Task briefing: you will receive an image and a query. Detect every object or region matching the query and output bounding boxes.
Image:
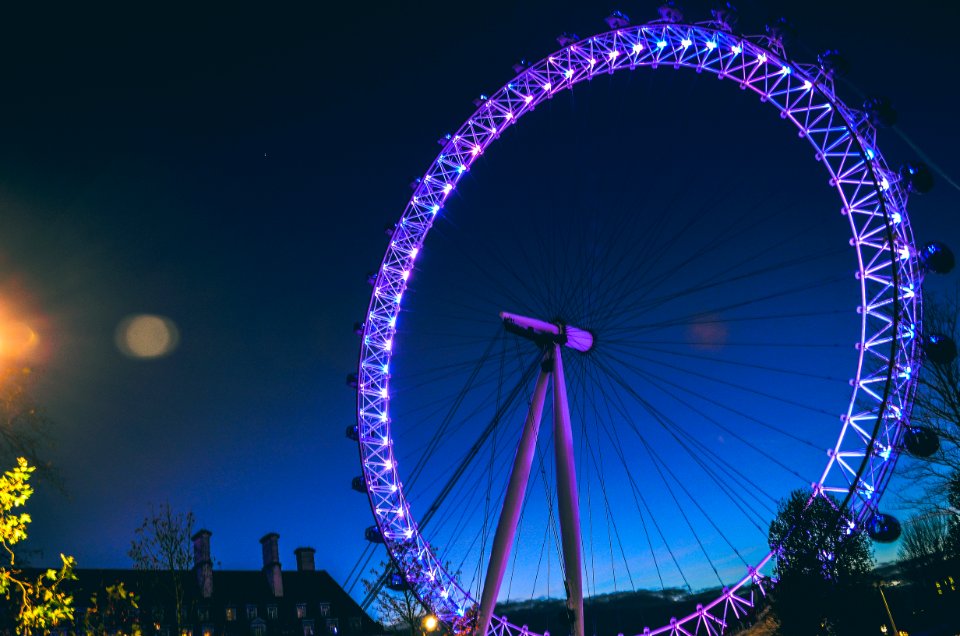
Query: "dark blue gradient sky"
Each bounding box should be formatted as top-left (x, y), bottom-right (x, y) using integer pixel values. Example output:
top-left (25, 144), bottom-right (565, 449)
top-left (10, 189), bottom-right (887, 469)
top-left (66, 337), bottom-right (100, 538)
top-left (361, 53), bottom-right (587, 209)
top-left (0, 0), bottom-right (958, 602)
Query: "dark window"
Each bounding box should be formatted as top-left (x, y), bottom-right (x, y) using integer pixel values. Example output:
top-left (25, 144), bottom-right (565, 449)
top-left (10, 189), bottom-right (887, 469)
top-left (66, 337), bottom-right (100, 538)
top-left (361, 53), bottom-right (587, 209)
top-left (349, 617), bottom-right (362, 632)
top-left (319, 603), bottom-right (331, 617)
top-left (198, 605), bottom-right (210, 621)
top-left (247, 604), bottom-right (258, 620)
top-left (252, 624), bottom-right (266, 636)
top-left (304, 619), bottom-right (316, 636)
top-left (296, 603), bottom-right (307, 619)
top-left (267, 605), bottom-right (278, 620)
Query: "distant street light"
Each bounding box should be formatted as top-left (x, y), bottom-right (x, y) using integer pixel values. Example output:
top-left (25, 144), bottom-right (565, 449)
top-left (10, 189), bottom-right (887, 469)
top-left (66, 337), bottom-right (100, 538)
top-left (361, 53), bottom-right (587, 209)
top-left (422, 614), bottom-right (438, 635)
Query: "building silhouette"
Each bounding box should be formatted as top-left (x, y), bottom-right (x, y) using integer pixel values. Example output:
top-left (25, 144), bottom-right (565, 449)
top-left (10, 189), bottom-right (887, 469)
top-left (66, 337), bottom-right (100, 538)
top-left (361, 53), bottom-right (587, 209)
top-left (34, 531), bottom-right (381, 636)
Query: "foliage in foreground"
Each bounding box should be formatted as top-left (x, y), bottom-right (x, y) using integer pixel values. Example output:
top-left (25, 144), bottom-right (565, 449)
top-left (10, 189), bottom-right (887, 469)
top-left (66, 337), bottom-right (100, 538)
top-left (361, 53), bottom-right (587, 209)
top-left (0, 458), bottom-right (76, 634)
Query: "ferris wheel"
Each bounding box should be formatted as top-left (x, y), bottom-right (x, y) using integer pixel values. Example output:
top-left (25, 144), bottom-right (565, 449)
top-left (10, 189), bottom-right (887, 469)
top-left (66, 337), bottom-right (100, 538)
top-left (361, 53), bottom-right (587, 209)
top-left (349, 5), bottom-right (952, 636)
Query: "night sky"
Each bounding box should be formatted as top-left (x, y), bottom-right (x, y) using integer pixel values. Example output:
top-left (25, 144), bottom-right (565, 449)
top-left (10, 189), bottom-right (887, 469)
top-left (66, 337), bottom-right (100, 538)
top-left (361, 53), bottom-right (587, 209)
top-left (1, 0), bottom-right (959, 610)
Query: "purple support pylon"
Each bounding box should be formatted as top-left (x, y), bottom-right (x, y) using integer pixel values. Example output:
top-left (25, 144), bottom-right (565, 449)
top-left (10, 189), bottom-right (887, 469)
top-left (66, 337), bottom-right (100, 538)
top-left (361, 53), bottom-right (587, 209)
top-left (552, 344), bottom-right (584, 636)
top-left (476, 355), bottom-right (552, 636)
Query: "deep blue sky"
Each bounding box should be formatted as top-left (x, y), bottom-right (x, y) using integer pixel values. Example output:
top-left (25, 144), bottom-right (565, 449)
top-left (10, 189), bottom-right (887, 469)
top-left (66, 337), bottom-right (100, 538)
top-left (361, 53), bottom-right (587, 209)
top-left (0, 0), bottom-right (958, 607)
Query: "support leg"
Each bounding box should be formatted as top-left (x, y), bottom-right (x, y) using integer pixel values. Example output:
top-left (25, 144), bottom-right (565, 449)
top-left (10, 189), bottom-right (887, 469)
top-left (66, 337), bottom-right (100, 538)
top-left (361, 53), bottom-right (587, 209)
top-left (476, 355), bottom-right (552, 636)
top-left (552, 344), bottom-right (584, 636)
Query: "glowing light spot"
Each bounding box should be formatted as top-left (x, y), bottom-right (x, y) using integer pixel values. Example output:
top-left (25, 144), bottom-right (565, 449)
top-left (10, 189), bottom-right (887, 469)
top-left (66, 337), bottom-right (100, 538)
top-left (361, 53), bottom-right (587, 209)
top-left (388, 315), bottom-right (396, 327)
top-left (681, 38), bottom-right (692, 48)
top-left (411, 247), bottom-right (419, 259)
top-left (608, 50), bottom-right (619, 60)
top-left (781, 65), bottom-right (791, 74)
top-left (0, 320), bottom-right (38, 362)
top-left (802, 80), bottom-right (812, 90)
top-left (657, 40), bottom-right (667, 49)
top-left (589, 58), bottom-right (596, 66)
top-left (705, 40), bottom-right (717, 51)
top-left (384, 459), bottom-right (393, 469)
top-left (401, 270), bottom-right (410, 281)
top-left (505, 111), bottom-right (513, 120)
top-left (116, 314), bottom-right (179, 359)
top-left (443, 183), bottom-right (453, 194)
top-left (632, 42), bottom-right (643, 53)
top-left (565, 69), bottom-right (574, 78)
top-left (384, 338), bottom-right (393, 351)
top-left (523, 95), bottom-right (533, 104)
top-left (382, 364), bottom-right (390, 373)
top-left (380, 387), bottom-right (388, 398)
top-left (731, 44), bottom-right (742, 54)
top-left (390, 484), bottom-right (398, 492)
top-left (864, 148), bottom-right (875, 160)
top-left (470, 146), bottom-right (480, 156)
top-left (431, 205), bottom-right (440, 215)
top-left (757, 54), bottom-right (767, 63)
top-left (542, 82), bottom-right (552, 91)
top-left (457, 164), bottom-right (466, 173)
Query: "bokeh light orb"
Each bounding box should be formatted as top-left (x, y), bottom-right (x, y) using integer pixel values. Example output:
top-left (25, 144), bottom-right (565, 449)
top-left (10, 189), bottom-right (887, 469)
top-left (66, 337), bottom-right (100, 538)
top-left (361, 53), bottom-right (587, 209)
top-left (0, 321), bottom-right (38, 360)
top-left (116, 314), bottom-right (179, 359)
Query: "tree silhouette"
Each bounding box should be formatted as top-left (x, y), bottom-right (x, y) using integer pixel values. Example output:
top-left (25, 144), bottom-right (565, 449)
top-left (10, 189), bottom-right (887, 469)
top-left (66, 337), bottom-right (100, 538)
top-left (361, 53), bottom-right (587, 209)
top-left (128, 503), bottom-right (195, 634)
top-left (767, 490), bottom-right (873, 635)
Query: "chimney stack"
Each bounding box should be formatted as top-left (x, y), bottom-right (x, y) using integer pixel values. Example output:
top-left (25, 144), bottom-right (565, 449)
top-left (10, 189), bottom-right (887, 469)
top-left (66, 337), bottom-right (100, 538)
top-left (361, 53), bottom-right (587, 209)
top-left (191, 529), bottom-right (213, 599)
top-left (294, 547), bottom-right (316, 572)
top-left (260, 533), bottom-right (283, 597)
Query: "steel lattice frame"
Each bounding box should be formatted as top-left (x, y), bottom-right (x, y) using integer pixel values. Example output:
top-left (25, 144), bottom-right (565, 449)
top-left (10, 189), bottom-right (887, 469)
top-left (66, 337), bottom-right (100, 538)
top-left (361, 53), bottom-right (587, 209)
top-left (355, 18), bottom-right (923, 636)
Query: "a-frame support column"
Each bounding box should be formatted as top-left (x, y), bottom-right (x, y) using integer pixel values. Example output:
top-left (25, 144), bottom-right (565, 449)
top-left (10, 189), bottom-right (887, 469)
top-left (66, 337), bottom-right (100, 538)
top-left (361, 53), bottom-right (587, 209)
top-left (552, 344), bottom-right (584, 636)
top-left (475, 354), bottom-right (552, 636)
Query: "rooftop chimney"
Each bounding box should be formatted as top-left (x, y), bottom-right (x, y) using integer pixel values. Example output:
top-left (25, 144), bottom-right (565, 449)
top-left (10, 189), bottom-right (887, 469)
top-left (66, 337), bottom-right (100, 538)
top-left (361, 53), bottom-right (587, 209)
top-left (260, 532), bottom-right (283, 597)
top-left (191, 529), bottom-right (213, 599)
top-left (294, 547), bottom-right (316, 572)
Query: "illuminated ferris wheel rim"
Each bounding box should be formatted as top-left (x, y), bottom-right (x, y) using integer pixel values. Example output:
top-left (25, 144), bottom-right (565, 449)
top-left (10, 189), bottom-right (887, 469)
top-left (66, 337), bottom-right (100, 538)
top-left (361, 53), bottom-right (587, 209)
top-left (355, 18), bottom-right (922, 636)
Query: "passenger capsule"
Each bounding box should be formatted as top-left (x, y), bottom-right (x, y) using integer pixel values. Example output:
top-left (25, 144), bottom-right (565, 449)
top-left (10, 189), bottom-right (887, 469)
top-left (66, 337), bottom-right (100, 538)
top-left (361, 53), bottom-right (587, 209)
top-left (351, 476), bottom-right (367, 493)
top-left (346, 424), bottom-right (360, 441)
top-left (817, 49), bottom-right (849, 78)
top-left (347, 373), bottom-right (359, 389)
top-left (904, 426), bottom-right (939, 458)
top-left (899, 162), bottom-right (935, 194)
top-left (365, 526), bottom-right (386, 544)
top-left (605, 10), bottom-right (630, 29)
top-left (863, 97), bottom-right (898, 128)
top-left (658, 2), bottom-right (683, 23)
top-left (765, 17), bottom-right (795, 46)
top-left (924, 334), bottom-right (958, 366)
top-left (921, 241), bottom-right (955, 274)
top-left (710, 2), bottom-right (739, 30)
top-left (386, 572), bottom-right (409, 591)
top-left (866, 513), bottom-right (901, 543)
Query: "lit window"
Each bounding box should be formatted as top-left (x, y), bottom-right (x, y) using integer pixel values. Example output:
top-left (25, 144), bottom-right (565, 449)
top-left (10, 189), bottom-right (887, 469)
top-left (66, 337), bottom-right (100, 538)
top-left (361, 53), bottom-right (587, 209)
top-left (297, 603), bottom-right (307, 619)
top-left (202, 626), bottom-right (214, 636)
top-left (252, 623), bottom-right (266, 636)
top-left (304, 619), bottom-right (316, 636)
top-left (247, 605), bottom-right (258, 620)
top-left (226, 606), bottom-right (237, 621)
top-left (180, 629), bottom-right (193, 636)
top-left (327, 618), bottom-right (339, 635)
top-left (267, 605), bottom-right (278, 620)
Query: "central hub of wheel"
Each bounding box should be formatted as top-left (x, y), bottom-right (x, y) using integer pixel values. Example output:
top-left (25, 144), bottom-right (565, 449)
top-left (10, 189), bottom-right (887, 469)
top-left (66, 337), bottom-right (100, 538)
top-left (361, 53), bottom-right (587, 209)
top-left (500, 311), bottom-right (594, 353)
